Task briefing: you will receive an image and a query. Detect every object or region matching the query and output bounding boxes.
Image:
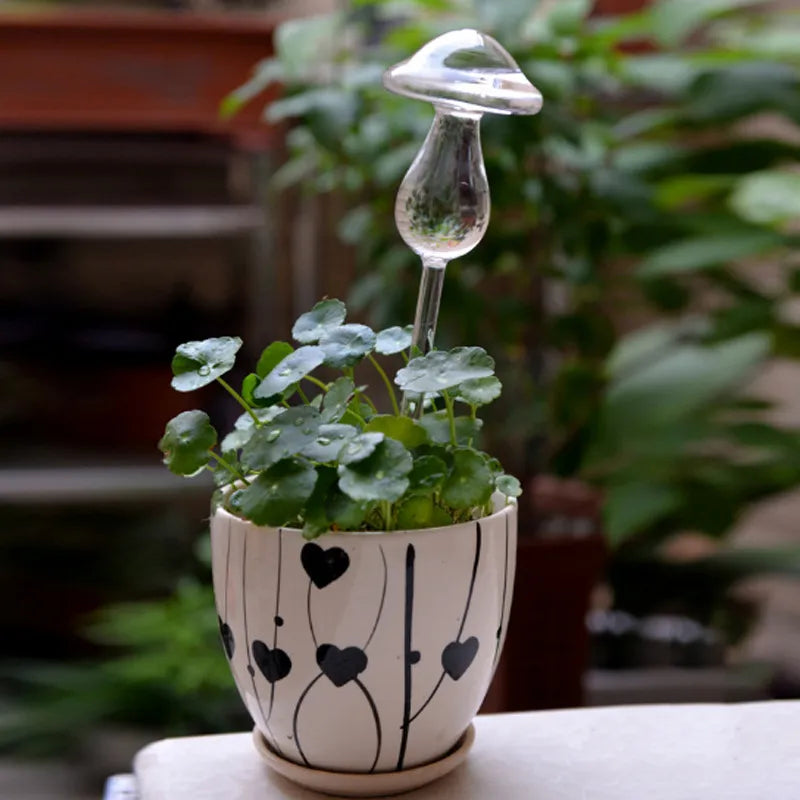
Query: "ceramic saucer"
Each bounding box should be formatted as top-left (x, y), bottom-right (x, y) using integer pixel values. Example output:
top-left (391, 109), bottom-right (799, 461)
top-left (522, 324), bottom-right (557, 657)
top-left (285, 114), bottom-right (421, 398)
top-left (251, 722), bottom-right (475, 797)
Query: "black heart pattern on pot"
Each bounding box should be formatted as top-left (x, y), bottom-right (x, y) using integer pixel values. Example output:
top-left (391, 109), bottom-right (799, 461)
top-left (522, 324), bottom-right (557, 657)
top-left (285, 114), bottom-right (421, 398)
top-left (252, 640), bottom-right (292, 683)
top-left (316, 644), bottom-right (368, 687)
top-left (301, 542), bottom-right (350, 589)
top-left (441, 636), bottom-right (479, 681)
top-left (218, 616), bottom-right (235, 660)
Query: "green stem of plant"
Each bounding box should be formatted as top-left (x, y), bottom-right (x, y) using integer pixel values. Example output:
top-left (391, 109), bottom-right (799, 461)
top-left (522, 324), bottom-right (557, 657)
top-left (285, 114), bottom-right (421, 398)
top-left (209, 450), bottom-right (249, 484)
top-left (216, 377), bottom-right (260, 426)
top-left (304, 375), bottom-right (329, 392)
top-left (381, 500), bottom-right (393, 531)
top-left (443, 391), bottom-right (457, 446)
top-left (362, 393), bottom-right (379, 415)
top-left (296, 383), bottom-right (311, 405)
top-left (368, 354), bottom-right (400, 416)
top-left (468, 403), bottom-right (477, 446)
top-left (346, 366), bottom-right (372, 414)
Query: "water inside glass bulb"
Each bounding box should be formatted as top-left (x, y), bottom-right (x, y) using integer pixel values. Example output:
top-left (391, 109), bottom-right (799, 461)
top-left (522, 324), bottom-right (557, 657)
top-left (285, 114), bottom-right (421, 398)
top-left (395, 109), bottom-right (489, 262)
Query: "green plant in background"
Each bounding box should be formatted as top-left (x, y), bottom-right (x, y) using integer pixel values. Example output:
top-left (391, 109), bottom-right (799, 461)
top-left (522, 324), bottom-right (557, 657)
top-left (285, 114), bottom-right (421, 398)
top-left (225, 0), bottom-right (800, 623)
top-left (159, 298), bottom-right (520, 535)
top-left (0, 564), bottom-right (245, 756)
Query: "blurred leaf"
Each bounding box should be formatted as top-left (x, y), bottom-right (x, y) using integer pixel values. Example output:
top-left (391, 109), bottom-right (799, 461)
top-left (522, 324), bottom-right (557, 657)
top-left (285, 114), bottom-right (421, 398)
top-left (221, 58), bottom-right (283, 119)
top-left (730, 170), bottom-right (800, 227)
top-left (655, 175), bottom-right (736, 210)
top-left (638, 231), bottom-right (783, 276)
top-left (605, 481), bottom-right (682, 547)
top-left (274, 13), bottom-right (344, 80)
top-left (649, 0), bottom-right (768, 46)
top-left (685, 62), bottom-right (800, 123)
top-left (601, 333), bottom-right (770, 436)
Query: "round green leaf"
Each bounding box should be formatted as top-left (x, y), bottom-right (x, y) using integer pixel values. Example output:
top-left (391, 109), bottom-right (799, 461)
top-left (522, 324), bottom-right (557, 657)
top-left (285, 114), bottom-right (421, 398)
top-left (321, 376), bottom-right (355, 423)
top-left (301, 423), bottom-right (358, 462)
top-left (338, 438), bottom-right (412, 503)
top-left (339, 432), bottom-right (384, 465)
top-left (221, 428), bottom-right (251, 452)
top-left (325, 488), bottom-right (370, 530)
top-left (254, 345), bottom-right (325, 399)
top-left (418, 411), bottom-right (483, 446)
top-left (375, 325), bottom-right (413, 355)
top-left (221, 407), bottom-right (281, 452)
top-left (292, 299), bottom-right (346, 343)
top-left (396, 495), bottom-right (453, 530)
top-left (495, 474), bottom-right (522, 498)
top-left (441, 448), bottom-right (493, 509)
top-left (257, 341), bottom-right (294, 378)
top-left (408, 454), bottom-right (448, 494)
top-left (365, 415), bottom-right (428, 448)
top-left (171, 337), bottom-right (242, 392)
top-left (320, 324), bottom-right (377, 368)
top-left (302, 466), bottom-right (338, 539)
top-left (159, 410), bottom-right (217, 476)
top-left (229, 458), bottom-right (317, 527)
top-left (454, 376), bottom-right (502, 407)
top-left (395, 347), bottom-right (494, 394)
top-left (241, 406), bottom-right (321, 469)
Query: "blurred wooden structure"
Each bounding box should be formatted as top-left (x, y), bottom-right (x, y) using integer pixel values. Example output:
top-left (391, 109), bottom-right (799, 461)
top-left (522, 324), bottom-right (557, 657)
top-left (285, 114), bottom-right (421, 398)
top-left (0, 10), bottom-right (281, 147)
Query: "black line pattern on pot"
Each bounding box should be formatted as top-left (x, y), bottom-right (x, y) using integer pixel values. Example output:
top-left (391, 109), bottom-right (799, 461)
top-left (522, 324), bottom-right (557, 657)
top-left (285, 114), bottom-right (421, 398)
top-left (242, 534), bottom-right (283, 756)
top-left (492, 513), bottom-right (510, 667)
top-left (407, 522), bottom-right (482, 725)
top-left (293, 543), bottom-right (384, 772)
top-left (250, 529), bottom-right (292, 725)
top-left (396, 543), bottom-right (416, 771)
top-left (218, 516), bottom-right (235, 660)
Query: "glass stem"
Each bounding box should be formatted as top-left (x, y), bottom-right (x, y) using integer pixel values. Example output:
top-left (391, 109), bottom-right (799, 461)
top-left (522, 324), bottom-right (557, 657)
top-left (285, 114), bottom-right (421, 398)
top-left (401, 255), bottom-right (447, 415)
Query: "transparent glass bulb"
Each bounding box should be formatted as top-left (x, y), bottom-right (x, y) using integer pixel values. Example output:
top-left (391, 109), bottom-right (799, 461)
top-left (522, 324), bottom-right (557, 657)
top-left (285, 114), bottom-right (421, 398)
top-left (395, 109), bottom-right (489, 262)
top-left (383, 28), bottom-right (542, 412)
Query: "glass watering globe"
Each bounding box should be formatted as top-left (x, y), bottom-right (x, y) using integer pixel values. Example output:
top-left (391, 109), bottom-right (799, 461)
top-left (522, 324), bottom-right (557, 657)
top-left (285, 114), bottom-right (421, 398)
top-left (384, 28), bottom-right (542, 406)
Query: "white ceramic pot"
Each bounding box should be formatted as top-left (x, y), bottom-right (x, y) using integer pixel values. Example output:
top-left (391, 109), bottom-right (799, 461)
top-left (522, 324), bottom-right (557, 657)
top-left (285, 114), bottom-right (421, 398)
top-left (210, 498), bottom-right (516, 775)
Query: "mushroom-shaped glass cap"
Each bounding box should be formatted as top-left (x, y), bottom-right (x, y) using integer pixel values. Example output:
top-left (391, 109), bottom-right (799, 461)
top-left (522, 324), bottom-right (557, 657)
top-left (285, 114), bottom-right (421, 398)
top-left (383, 28), bottom-right (542, 115)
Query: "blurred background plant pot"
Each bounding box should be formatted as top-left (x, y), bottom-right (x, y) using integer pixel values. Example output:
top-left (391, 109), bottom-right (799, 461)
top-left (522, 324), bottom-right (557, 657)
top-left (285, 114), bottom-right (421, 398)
top-left (0, 9), bottom-right (280, 140)
top-left (482, 476), bottom-right (605, 712)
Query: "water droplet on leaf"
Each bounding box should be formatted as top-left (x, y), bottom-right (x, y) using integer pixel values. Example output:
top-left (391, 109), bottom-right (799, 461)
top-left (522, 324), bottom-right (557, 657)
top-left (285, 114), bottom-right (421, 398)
top-left (266, 429), bottom-right (280, 442)
top-left (198, 365), bottom-right (211, 376)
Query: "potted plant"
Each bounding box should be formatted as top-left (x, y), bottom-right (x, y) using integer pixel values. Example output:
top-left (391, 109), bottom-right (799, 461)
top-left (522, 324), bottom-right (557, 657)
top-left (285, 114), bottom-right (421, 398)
top-left (223, 0), bottom-right (800, 703)
top-left (158, 298), bottom-right (520, 792)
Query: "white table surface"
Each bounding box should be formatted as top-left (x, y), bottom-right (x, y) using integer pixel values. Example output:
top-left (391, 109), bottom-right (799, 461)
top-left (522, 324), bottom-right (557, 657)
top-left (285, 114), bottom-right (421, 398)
top-left (132, 701), bottom-right (800, 799)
